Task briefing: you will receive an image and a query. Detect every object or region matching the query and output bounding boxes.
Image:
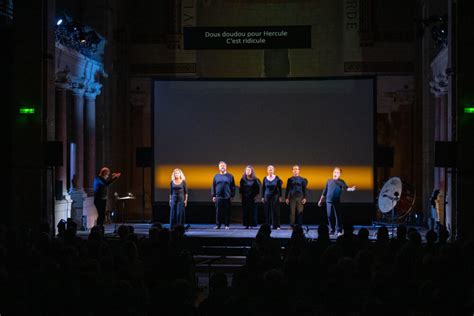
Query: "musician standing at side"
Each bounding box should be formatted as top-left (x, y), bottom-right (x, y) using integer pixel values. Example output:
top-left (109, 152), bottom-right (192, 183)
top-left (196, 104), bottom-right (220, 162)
top-left (318, 167), bottom-right (355, 236)
top-left (93, 167), bottom-right (121, 227)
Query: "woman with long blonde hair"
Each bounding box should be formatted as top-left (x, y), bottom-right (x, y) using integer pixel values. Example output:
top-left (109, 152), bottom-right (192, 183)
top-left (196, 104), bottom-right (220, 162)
top-left (169, 168), bottom-right (188, 228)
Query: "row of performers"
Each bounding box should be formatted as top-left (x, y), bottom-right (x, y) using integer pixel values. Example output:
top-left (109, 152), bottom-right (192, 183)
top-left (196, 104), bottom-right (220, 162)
top-left (169, 161), bottom-right (356, 235)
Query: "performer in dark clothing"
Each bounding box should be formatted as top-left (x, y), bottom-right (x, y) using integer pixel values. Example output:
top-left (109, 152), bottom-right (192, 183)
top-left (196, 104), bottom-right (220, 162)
top-left (261, 165), bottom-right (283, 230)
top-left (318, 167), bottom-right (356, 236)
top-left (93, 167), bottom-right (121, 227)
top-left (428, 189), bottom-right (440, 231)
top-left (169, 168), bottom-right (188, 228)
top-left (285, 165), bottom-right (308, 227)
top-left (212, 161), bottom-right (236, 229)
top-left (239, 165), bottom-right (260, 229)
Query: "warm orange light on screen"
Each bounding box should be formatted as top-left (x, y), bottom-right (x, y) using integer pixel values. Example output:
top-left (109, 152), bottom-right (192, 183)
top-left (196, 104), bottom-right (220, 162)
top-left (155, 165), bottom-right (373, 190)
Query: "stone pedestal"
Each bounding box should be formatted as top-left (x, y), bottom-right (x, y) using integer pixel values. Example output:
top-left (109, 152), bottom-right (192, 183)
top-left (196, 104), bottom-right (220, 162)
top-left (69, 189), bottom-right (87, 230)
top-left (84, 196), bottom-right (97, 229)
top-left (54, 194), bottom-right (72, 230)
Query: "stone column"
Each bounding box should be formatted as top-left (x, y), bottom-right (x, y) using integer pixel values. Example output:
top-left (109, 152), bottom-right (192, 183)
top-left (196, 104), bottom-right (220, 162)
top-left (84, 92), bottom-right (97, 195)
top-left (70, 87), bottom-right (86, 228)
top-left (71, 88), bottom-right (85, 191)
top-left (54, 85), bottom-right (73, 223)
top-left (55, 86), bottom-right (68, 196)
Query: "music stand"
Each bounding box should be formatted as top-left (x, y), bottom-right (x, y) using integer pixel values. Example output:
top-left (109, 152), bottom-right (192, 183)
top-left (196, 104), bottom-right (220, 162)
top-left (114, 194), bottom-right (136, 233)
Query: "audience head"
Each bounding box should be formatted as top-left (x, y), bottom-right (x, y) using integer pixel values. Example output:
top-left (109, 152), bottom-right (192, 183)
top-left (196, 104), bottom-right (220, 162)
top-left (291, 225), bottom-right (304, 237)
top-left (88, 226), bottom-right (103, 241)
top-left (65, 219), bottom-right (78, 240)
top-left (117, 225), bottom-right (130, 240)
top-left (376, 225), bottom-right (389, 242)
top-left (151, 222), bottom-right (163, 230)
top-left (257, 223), bottom-right (272, 238)
top-left (407, 229), bottom-right (422, 245)
top-left (396, 224), bottom-right (407, 240)
top-left (343, 223), bottom-right (354, 236)
top-left (438, 225), bottom-right (450, 243)
top-left (148, 226), bottom-right (160, 241)
top-left (317, 224), bottom-right (330, 240)
top-left (357, 227), bottom-right (369, 241)
top-left (57, 219), bottom-right (66, 237)
top-left (426, 230), bottom-right (438, 244)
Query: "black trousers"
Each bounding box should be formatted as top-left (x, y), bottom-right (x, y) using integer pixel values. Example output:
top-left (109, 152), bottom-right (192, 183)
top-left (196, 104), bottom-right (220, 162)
top-left (264, 195), bottom-right (280, 228)
top-left (242, 198), bottom-right (258, 227)
top-left (216, 198), bottom-right (231, 227)
top-left (94, 198), bottom-right (107, 226)
top-left (326, 201), bottom-right (342, 233)
top-left (170, 199), bottom-right (185, 228)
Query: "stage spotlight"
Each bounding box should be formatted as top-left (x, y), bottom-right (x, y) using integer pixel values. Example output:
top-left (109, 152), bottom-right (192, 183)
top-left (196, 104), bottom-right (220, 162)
top-left (79, 31), bottom-right (87, 43)
top-left (56, 18), bottom-right (63, 26)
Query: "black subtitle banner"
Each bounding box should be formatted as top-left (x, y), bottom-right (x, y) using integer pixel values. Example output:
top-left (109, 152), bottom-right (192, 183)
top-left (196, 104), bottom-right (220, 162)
top-left (183, 25), bottom-right (311, 50)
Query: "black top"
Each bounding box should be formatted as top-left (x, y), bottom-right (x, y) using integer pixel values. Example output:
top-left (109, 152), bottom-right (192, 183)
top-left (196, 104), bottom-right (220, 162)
top-left (239, 177), bottom-right (260, 200)
top-left (322, 179), bottom-right (348, 203)
top-left (93, 176), bottom-right (118, 200)
top-left (285, 176), bottom-right (308, 199)
top-left (262, 176), bottom-right (283, 198)
top-left (170, 180), bottom-right (188, 201)
top-left (212, 173), bottom-right (236, 199)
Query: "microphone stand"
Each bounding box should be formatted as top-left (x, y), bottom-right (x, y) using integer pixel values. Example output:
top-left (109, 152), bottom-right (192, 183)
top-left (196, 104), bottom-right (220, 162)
top-left (113, 193), bottom-right (118, 234)
top-left (385, 194), bottom-right (400, 237)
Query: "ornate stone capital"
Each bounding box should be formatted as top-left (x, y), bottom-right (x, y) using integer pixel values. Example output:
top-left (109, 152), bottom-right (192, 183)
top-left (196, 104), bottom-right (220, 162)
top-left (72, 87), bottom-right (85, 96)
top-left (430, 47), bottom-right (448, 97)
top-left (85, 82), bottom-right (103, 100)
top-left (69, 75), bottom-right (86, 96)
top-left (56, 66), bottom-right (72, 90)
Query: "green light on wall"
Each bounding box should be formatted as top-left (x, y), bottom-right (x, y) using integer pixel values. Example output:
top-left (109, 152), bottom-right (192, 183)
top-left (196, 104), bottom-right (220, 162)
top-left (464, 107), bottom-right (474, 114)
top-left (19, 107), bottom-right (35, 115)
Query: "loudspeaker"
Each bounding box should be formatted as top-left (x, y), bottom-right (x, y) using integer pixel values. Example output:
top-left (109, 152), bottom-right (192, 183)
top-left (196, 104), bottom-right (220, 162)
top-left (55, 180), bottom-right (64, 200)
top-left (136, 147), bottom-right (152, 167)
top-left (45, 141), bottom-right (63, 166)
top-left (375, 146), bottom-right (394, 167)
top-left (435, 141), bottom-right (457, 167)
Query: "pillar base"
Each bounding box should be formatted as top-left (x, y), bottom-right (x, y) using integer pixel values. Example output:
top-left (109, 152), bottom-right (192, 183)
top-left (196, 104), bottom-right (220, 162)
top-left (54, 194), bottom-right (72, 222)
top-left (84, 196), bottom-right (97, 229)
top-left (69, 189), bottom-right (87, 230)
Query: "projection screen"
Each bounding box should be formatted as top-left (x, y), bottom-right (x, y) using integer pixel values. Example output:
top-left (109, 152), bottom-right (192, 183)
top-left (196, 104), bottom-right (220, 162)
top-left (153, 78), bottom-right (374, 204)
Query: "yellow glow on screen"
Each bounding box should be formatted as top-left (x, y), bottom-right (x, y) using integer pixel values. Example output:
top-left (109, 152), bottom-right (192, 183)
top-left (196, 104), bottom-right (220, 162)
top-left (155, 165), bottom-right (373, 190)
